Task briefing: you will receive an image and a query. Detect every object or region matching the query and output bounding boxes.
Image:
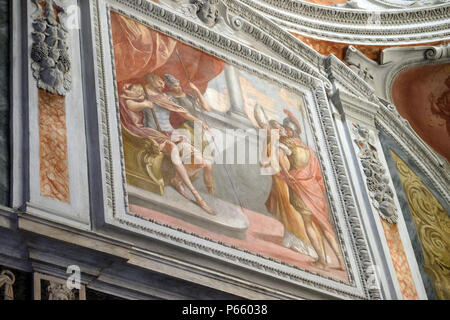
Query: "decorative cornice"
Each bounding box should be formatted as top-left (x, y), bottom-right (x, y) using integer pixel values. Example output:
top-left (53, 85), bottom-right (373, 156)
top-left (361, 0), bottom-right (447, 10)
top-left (311, 86), bottom-right (382, 300)
top-left (325, 55), bottom-right (377, 102)
top-left (160, 0), bottom-right (330, 85)
top-left (240, 0), bottom-right (450, 45)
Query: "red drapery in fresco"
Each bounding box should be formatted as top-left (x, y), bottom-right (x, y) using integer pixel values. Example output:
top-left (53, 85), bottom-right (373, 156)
top-left (111, 11), bottom-right (225, 95)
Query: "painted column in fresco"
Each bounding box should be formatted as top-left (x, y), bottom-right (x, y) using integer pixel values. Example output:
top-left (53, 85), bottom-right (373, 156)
top-left (224, 65), bottom-right (246, 116)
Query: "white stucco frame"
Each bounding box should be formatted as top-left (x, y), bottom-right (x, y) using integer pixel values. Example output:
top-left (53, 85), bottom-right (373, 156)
top-left (83, 0), bottom-right (385, 300)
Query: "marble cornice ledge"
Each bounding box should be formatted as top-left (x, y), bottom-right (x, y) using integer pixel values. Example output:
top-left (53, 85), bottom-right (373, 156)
top-left (14, 213), bottom-right (328, 299)
top-left (17, 213), bottom-right (134, 260)
top-left (221, 0), bottom-right (325, 71)
top-left (339, 90), bottom-right (380, 128)
top-left (240, 0), bottom-right (450, 44)
top-left (127, 248), bottom-right (303, 300)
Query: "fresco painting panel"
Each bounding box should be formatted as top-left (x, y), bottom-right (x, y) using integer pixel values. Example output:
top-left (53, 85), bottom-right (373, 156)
top-left (111, 11), bottom-right (348, 282)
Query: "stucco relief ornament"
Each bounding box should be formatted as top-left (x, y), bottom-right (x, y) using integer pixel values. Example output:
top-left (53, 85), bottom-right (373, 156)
top-left (0, 270), bottom-right (15, 300)
top-left (31, 0), bottom-right (71, 96)
top-left (352, 124), bottom-right (399, 224)
top-left (377, 0), bottom-right (447, 8)
top-left (48, 283), bottom-right (75, 300)
top-left (175, 0), bottom-right (243, 31)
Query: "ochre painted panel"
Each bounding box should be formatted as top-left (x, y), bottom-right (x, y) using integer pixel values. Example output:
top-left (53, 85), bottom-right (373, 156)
top-left (38, 89), bottom-right (70, 203)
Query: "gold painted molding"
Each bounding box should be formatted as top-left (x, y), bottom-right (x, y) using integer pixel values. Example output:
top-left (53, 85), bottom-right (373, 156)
top-left (392, 151), bottom-right (450, 300)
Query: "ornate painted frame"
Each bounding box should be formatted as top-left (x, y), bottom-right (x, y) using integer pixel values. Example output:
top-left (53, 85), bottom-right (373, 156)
top-left (87, 0), bottom-right (382, 300)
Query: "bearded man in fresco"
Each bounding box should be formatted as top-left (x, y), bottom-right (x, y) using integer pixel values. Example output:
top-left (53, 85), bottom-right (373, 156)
top-left (271, 110), bottom-right (345, 271)
top-left (120, 73), bottom-right (215, 215)
top-left (164, 74), bottom-right (215, 195)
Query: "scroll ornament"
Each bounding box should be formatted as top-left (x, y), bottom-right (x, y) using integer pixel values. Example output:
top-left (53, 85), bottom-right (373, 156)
top-left (352, 124), bottom-right (398, 224)
top-left (31, 0), bottom-right (71, 96)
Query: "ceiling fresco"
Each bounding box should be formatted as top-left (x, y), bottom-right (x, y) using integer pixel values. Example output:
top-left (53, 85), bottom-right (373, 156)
top-left (392, 63), bottom-right (450, 161)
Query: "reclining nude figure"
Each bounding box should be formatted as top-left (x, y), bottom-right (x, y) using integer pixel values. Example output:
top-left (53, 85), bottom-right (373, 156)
top-left (119, 73), bottom-right (215, 216)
